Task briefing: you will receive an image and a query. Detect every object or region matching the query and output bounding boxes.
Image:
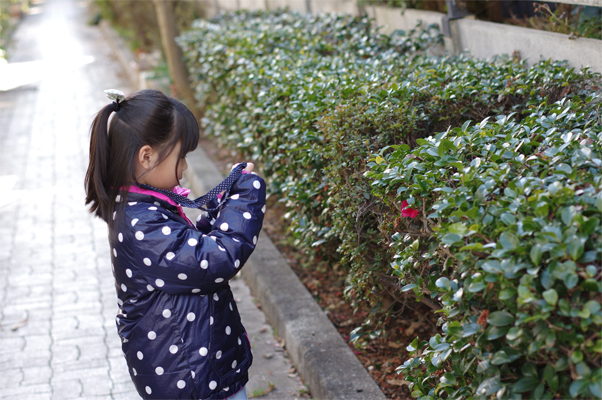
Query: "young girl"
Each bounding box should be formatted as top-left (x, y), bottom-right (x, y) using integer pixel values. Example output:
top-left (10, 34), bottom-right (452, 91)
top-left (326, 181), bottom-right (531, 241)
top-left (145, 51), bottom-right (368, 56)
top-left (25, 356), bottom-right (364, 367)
top-left (85, 89), bottom-right (265, 400)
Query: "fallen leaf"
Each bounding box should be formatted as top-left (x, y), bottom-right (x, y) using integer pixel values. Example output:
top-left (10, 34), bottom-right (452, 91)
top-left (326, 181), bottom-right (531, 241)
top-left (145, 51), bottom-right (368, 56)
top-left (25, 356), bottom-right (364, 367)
top-left (11, 318), bottom-right (28, 331)
top-left (477, 309), bottom-right (489, 326)
top-left (386, 379), bottom-right (410, 386)
top-left (405, 321), bottom-right (422, 336)
top-left (387, 341), bottom-right (403, 349)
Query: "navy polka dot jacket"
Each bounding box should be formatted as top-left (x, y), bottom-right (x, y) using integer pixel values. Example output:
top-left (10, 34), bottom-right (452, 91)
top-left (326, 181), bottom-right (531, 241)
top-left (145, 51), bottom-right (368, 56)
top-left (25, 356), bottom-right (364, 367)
top-left (109, 173), bottom-right (266, 399)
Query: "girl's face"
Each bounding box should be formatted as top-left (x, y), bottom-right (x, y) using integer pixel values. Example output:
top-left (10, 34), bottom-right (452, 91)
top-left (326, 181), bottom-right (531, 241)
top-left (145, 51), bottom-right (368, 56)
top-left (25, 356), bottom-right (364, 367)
top-left (135, 141), bottom-right (188, 191)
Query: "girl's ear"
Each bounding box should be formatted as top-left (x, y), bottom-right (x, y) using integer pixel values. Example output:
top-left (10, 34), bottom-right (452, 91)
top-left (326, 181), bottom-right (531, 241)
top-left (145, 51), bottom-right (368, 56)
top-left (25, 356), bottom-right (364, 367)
top-left (138, 145), bottom-right (154, 170)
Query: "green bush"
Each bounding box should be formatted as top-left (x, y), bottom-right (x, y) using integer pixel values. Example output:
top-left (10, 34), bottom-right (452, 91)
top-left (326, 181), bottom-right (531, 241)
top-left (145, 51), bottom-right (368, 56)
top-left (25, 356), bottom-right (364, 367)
top-left (178, 9), bottom-right (601, 398)
top-left (94, 0), bottom-right (201, 52)
top-left (366, 93), bottom-right (602, 399)
top-left (178, 9), bottom-right (441, 265)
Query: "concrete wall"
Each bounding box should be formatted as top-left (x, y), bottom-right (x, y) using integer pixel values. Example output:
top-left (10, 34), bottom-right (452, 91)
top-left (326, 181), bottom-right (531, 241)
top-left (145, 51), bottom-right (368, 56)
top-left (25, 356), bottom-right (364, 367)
top-left (266, 0), bottom-right (308, 13)
top-left (366, 6), bottom-right (443, 35)
top-left (198, 0), bottom-right (602, 74)
top-left (449, 17), bottom-right (602, 73)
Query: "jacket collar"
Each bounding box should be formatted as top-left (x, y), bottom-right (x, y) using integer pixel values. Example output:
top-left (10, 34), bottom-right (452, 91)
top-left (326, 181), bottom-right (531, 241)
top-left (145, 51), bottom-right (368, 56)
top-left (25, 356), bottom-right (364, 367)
top-left (124, 186), bottom-right (195, 228)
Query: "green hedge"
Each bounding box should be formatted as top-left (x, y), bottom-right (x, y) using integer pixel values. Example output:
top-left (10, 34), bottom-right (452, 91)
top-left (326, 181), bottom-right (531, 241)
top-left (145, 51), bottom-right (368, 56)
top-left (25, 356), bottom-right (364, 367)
top-left (178, 9), bottom-right (601, 399)
top-left (367, 95), bottom-right (602, 398)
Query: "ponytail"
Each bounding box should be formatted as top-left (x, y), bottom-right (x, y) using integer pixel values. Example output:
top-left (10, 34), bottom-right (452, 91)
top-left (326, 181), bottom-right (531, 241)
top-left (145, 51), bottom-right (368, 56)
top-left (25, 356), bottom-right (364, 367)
top-left (85, 103), bottom-right (119, 222)
top-left (84, 89), bottom-right (199, 223)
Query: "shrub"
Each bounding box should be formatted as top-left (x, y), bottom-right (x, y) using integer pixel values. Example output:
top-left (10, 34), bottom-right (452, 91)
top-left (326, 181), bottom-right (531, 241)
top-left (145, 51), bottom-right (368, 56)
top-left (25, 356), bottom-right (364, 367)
top-left (178, 9), bottom-right (441, 264)
top-left (366, 92), bottom-right (602, 399)
top-left (178, 9), bottom-right (602, 398)
top-left (94, 0), bottom-right (201, 52)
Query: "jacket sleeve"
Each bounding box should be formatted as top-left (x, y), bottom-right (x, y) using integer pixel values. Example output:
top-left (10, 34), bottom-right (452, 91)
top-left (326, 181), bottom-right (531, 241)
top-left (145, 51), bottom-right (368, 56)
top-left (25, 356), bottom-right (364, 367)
top-left (125, 174), bottom-right (266, 296)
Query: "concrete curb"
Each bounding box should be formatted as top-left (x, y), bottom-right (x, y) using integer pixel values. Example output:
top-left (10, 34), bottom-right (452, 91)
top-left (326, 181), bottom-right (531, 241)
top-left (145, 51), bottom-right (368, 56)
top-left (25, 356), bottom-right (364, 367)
top-left (99, 20), bottom-right (387, 400)
top-left (183, 149), bottom-right (386, 400)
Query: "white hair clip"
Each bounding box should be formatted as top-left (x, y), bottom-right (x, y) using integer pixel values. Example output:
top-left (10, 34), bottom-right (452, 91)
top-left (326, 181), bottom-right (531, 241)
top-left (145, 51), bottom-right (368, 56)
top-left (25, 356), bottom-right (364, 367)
top-left (105, 89), bottom-right (125, 103)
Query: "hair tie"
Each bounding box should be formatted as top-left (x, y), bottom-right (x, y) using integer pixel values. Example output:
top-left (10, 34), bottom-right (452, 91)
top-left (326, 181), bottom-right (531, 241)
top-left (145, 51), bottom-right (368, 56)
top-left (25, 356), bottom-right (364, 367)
top-left (105, 89), bottom-right (125, 111)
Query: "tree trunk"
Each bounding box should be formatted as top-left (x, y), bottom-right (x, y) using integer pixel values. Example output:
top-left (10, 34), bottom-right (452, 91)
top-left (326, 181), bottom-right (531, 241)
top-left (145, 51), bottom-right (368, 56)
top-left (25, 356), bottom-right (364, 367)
top-left (152, 0), bottom-right (202, 121)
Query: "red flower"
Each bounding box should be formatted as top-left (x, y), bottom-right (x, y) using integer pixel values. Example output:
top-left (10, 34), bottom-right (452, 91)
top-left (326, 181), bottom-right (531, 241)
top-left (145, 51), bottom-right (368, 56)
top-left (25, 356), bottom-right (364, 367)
top-left (401, 200), bottom-right (420, 218)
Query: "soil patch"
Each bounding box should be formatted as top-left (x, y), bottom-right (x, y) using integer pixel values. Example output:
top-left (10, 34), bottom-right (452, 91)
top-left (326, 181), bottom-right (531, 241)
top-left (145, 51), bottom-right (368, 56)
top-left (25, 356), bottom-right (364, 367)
top-left (198, 136), bottom-right (439, 400)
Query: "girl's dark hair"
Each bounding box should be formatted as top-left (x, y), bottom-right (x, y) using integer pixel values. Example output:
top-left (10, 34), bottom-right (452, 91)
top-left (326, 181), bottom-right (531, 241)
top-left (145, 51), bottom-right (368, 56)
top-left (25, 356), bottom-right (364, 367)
top-left (85, 89), bottom-right (199, 222)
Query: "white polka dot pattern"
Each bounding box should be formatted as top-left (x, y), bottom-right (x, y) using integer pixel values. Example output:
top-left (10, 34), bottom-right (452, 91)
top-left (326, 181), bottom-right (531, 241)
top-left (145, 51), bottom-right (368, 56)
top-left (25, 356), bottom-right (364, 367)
top-left (232, 360), bottom-right (237, 369)
top-left (243, 212), bottom-right (252, 219)
top-left (170, 345), bottom-right (178, 354)
top-left (209, 381), bottom-right (217, 390)
top-left (162, 309), bottom-right (171, 318)
top-left (188, 238), bottom-right (198, 246)
top-left (155, 366), bottom-right (164, 375)
top-left (131, 218), bottom-right (138, 226)
top-left (118, 233), bottom-right (123, 242)
top-left (199, 347), bottom-right (208, 356)
top-left (253, 180), bottom-right (261, 189)
top-left (177, 380), bottom-right (186, 389)
top-left (187, 312), bottom-right (195, 322)
top-left (121, 284), bottom-right (127, 292)
top-left (125, 269), bottom-right (132, 278)
top-left (230, 194), bottom-right (240, 200)
top-left (200, 260), bottom-right (209, 269)
top-left (137, 351), bottom-right (144, 360)
top-left (216, 350), bottom-right (222, 359)
top-left (155, 279), bottom-right (164, 287)
top-left (220, 222), bottom-right (229, 231)
top-left (178, 273), bottom-right (187, 280)
top-left (135, 231), bottom-right (144, 241)
top-left (148, 331), bottom-right (156, 340)
top-left (145, 386), bottom-right (152, 395)
top-left (162, 226), bottom-right (171, 235)
top-left (166, 252), bottom-right (175, 260)
top-left (147, 284), bottom-right (154, 292)
top-left (225, 326), bottom-right (231, 335)
top-left (215, 278), bottom-right (224, 283)
top-left (143, 258), bottom-right (151, 266)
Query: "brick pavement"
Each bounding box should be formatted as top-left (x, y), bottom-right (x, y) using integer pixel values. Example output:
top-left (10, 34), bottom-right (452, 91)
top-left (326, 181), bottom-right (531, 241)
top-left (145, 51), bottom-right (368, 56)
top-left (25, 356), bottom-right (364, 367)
top-left (0, 0), bottom-right (140, 398)
top-left (0, 1), bottom-right (308, 399)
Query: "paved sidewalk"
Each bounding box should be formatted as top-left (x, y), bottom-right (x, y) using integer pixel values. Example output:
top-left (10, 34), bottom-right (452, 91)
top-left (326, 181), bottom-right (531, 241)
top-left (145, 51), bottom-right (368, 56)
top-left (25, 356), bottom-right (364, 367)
top-left (0, 0), bottom-right (305, 399)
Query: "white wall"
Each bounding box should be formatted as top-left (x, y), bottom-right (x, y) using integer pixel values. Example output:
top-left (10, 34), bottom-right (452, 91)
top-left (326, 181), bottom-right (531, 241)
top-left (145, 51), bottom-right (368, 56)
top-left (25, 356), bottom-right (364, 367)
top-left (266, 0), bottom-right (308, 13)
top-left (450, 17), bottom-right (602, 73)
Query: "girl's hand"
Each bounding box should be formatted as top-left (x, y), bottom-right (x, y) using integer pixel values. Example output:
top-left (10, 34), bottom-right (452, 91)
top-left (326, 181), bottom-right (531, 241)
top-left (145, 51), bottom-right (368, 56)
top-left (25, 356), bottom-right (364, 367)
top-left (231, 162), bottom-right (254, 174)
